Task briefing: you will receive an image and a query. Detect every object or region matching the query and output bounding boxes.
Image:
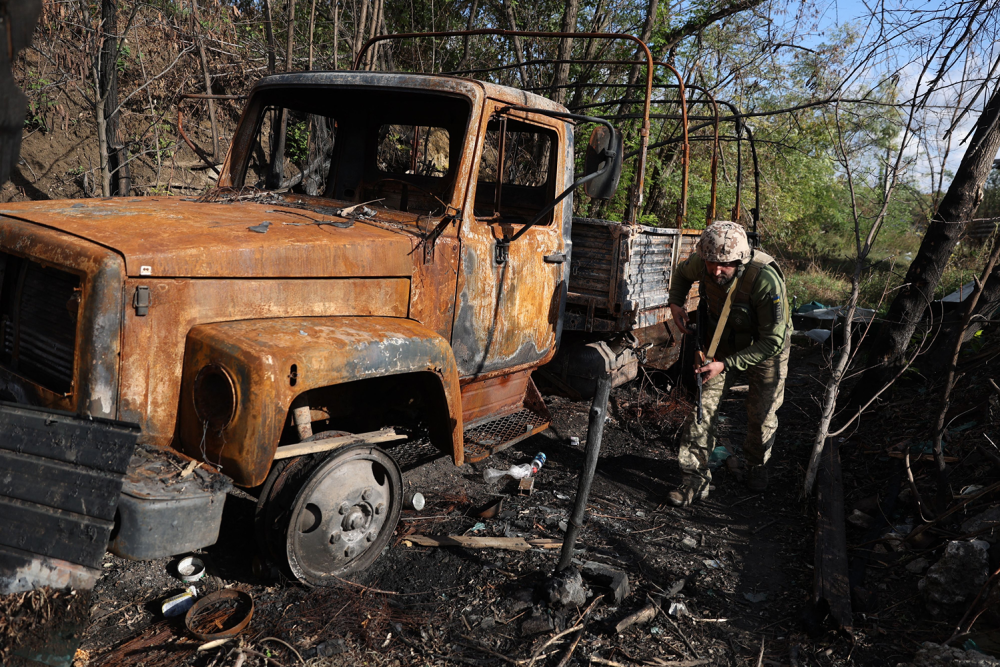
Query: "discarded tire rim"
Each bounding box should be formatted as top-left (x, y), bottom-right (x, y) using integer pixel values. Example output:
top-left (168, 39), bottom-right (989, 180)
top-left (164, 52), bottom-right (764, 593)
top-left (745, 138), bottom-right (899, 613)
top-left (184, 590), bottom-right (254, 641)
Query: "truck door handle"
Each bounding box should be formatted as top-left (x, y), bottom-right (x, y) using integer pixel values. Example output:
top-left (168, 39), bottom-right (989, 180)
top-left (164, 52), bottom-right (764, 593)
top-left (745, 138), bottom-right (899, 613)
top-left (543, 253), bottom-right (566, 264)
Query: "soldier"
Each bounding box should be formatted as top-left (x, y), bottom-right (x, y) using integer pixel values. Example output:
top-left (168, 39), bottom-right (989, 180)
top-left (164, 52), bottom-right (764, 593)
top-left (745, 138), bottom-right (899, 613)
top-left (666, 221), bottom-right (790, 507)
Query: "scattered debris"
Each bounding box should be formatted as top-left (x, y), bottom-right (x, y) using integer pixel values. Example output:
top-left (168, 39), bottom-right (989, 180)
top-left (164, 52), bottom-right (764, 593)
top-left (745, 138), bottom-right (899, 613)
top-left (899, 642), bottom-right (1000, 666)
top-left (581, 561), bottom-right (631, 604)
top-left (161, 586), bottom-right (198, 618)
top-left (615, 603), bottom-right (657, 633)
top-left (247, 220), bottom-right (271, 233)
top-left (519, 476), bottom-right (536, 495)
top-left (962, 506), bottom-right (1000, 538)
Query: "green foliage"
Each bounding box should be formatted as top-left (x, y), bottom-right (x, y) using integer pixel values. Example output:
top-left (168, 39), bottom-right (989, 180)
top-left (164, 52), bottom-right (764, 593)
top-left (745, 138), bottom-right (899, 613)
top-left (23, 72), bottom-right (55, 131)
top-left (286, 118), bottom-right (310, 165)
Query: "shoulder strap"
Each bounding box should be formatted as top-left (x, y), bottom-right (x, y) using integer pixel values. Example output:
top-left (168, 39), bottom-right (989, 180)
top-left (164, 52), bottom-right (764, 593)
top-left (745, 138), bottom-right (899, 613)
top-left (735, 251), bottom-right (777, 305)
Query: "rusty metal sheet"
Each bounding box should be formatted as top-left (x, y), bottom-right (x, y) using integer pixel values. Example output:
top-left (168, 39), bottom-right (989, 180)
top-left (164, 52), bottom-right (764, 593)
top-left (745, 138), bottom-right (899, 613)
top-left (175, 316), bottom-right (463, 486)
top-left (0, 402), bottom-right (138, 594)
top-left (118, 278), bottom-right (409, 447)
top-left (0, 198), bottom-right (415, 278)
top-left (460, 369), bottom-right (531, 426)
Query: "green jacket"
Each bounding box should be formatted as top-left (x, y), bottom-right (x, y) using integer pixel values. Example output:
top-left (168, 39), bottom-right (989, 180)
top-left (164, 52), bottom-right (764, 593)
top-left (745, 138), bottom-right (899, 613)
top-left (668, 251), bottom-right (789, 372)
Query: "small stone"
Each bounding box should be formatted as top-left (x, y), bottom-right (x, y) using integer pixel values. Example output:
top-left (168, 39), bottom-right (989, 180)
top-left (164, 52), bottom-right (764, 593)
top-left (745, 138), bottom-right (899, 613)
top-left (847, 509), bottom-right (873, 530)
top-left (521, 609), bottom-right (555, 636)
top-left (919, 541), bottom-right (989, 617)
top-left (905, 557), bottom-right (930, 574)
top-left (543, 568), bottom-right (588, 608)
top-left (680, 536), bottom-right (698, 551)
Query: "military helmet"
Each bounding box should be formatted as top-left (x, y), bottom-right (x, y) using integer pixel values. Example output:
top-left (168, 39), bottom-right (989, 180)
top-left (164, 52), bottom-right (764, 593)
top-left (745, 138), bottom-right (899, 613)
top-left (696, 221), bottom-right (751, 264)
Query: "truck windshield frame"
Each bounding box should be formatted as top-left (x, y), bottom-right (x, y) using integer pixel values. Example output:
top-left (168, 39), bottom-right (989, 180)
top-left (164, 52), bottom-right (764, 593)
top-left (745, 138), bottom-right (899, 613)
top-left (228, 86), bottom-right (473, 218)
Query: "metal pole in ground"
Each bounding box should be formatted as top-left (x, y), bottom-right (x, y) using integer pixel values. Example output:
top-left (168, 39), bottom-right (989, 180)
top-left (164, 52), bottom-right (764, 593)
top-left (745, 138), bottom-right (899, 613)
top-left (557, 367), bottom-right (613, 572)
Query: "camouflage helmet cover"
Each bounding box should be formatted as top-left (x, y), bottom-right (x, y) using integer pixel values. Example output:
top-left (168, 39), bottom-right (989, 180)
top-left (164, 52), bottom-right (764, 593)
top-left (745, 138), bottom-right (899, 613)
top-left (696, 221), bottom-right (751, 264)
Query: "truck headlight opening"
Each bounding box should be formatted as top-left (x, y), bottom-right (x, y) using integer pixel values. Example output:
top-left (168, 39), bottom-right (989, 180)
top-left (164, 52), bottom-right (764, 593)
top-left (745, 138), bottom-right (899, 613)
top-left (193, 365), bottom-right (238, 431)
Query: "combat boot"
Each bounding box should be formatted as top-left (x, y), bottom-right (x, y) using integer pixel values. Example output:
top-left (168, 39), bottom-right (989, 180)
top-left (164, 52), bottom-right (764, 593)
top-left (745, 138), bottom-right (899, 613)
top-left (667, 482), bottom-right (709, 507)
top-left (747, 464), bottom-right (768, 492)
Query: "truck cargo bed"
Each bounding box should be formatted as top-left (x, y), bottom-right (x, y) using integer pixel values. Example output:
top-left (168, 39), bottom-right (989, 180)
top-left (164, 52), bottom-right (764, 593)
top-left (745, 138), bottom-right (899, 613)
top-left (565, 218), bottom-right (701, 332)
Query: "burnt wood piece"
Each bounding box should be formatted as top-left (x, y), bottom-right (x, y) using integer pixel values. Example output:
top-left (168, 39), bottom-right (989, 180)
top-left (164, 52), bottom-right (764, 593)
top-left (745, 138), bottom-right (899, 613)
top-left (813, 438), bottom-right (853, 633)
top-left (0, 401), bottom-right (139, 594)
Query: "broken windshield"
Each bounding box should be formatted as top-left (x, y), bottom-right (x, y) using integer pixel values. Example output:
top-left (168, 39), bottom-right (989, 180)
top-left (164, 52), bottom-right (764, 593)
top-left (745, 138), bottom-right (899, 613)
top-left (231, 87), bottom-right (471, 217)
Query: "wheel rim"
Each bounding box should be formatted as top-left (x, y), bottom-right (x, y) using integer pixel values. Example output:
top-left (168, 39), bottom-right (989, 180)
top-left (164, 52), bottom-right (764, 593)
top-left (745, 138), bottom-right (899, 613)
top-left (286, 446), bottom-right (401, 584)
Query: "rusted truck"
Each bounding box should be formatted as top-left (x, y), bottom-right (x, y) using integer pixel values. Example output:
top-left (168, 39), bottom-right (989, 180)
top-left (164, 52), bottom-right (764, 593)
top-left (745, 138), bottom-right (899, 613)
top-left (0, 32), bottom-right (758, 585)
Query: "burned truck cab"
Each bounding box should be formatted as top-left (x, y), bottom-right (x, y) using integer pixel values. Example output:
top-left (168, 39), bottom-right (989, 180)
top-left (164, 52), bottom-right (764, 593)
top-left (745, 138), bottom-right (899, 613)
top-left (0, 71), bottom-right (582, 584)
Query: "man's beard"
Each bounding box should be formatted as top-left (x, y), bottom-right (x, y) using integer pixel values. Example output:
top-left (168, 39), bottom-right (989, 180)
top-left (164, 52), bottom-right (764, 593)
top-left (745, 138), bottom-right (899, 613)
top-left (712, 273), bottom-right (734, 287)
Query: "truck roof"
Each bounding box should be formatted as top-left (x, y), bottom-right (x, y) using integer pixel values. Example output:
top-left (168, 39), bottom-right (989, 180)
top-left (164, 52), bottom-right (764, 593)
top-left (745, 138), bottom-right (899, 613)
top-left (251, 70), bottom-right (569, 115)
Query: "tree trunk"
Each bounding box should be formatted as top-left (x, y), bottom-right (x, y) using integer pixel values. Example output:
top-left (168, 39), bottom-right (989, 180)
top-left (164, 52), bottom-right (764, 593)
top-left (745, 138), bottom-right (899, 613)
top-left (267, 0), bottom-right (296, 188)
top-left (99, 0), bottom-right (130, 195)
top-left (263, 0), bottom-right (277, 74)
top-left (848, 84), bottom-right (1000, 411)
top-left (458, 0), bottom-right (480, 71)
top-left (616, 0), bottom-right (657, 117)
top-left (551, 0), bottom-right (579, 105)
top-left (191, 0), bottom-right (220, 162)
top-left (308, 0), bottom-right (317, 70)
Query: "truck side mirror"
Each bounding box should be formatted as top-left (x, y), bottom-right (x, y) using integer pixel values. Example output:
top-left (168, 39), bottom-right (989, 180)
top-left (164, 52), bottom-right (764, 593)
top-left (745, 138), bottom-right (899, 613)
top-left (583, 126), bottom-right (623, 200)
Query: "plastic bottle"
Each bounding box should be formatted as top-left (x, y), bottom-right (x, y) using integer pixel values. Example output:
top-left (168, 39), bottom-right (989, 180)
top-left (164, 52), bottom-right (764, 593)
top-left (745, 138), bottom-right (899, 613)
top-left (483, 463), bottom-right (533, 484)
top-left (531, 452), bottom-right (547, 475)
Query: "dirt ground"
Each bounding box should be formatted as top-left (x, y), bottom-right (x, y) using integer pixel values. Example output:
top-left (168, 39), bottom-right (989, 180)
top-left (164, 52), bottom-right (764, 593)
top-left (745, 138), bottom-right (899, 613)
top-left (33, 336), bottom-right (991, 667)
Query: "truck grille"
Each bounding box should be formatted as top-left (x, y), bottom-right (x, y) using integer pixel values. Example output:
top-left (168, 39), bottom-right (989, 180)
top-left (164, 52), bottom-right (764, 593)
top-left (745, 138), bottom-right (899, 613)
top-left (0, 253), bottom-right (80, 394)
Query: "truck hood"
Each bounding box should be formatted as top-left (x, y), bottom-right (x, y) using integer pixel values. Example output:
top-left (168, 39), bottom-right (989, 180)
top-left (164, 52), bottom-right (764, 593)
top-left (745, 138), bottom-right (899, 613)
top-left (0, 197), bottom-right (417, 278)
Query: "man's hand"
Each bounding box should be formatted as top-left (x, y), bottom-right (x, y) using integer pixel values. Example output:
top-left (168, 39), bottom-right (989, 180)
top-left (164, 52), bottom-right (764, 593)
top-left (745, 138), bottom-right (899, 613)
top-left (695, 360), bottom-right (725, 382)
top-left (670, 304), bottom-right (691, 335)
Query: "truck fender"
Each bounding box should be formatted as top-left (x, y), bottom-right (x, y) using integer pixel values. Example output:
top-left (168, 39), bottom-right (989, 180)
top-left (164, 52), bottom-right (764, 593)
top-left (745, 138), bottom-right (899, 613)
top-left (176, 317), bottom-right (463, 486)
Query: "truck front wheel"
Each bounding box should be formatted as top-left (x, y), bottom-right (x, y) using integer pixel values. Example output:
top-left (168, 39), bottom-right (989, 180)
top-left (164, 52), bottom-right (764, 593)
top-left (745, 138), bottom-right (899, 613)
top-left (255, 443), bottom-right (402, 585)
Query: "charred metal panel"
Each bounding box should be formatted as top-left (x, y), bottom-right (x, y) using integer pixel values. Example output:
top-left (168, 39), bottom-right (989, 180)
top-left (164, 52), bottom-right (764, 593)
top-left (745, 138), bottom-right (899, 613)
top-left (565, 220), bottom-right (701, 332)
top-left (118, 277), bottom-right (408, 446)
top-left (0, 402), bottom-right (138, 594)
top-left (0, 217), bottom-right (125, 418)
top-left (0, 199), bottom-right (415, 278)
top-left (451, 103), bottom-right (567, 378)
top-left (177, 316), bottom-right (463, 486)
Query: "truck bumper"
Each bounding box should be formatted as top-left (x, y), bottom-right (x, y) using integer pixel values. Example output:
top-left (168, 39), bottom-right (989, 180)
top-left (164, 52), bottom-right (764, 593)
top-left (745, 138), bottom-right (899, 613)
top-left (109, 445), bottom-right (232, 560)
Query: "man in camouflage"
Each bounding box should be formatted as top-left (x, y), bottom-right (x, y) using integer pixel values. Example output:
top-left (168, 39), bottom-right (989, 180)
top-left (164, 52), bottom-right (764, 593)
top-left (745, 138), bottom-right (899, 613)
top-left (666, 221), bottom-right (790, 507)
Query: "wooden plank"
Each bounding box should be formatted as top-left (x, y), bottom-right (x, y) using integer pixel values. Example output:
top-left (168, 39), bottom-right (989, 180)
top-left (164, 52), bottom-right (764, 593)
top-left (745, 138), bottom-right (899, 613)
top-left (0, 449), bottom-right (122, 520)
top-left (272, 428), bottom-right (405, 460)
top-left (403, 535), bottom-right (533, 552)
top-left (814, 438), bottom-right (853, 632)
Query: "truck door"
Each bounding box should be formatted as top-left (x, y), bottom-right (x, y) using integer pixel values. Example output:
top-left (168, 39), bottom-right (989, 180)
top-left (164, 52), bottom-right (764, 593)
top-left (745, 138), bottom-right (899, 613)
top-left (451, 103), bottom-right (570, 377)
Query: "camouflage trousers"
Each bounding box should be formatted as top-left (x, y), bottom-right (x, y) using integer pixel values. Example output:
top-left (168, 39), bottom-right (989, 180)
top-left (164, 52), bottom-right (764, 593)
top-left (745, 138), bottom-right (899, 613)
top-left (678, 338), bottom-right (790, 491)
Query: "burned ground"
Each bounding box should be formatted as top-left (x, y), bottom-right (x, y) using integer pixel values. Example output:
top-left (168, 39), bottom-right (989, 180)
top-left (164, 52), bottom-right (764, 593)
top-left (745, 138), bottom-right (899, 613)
top-left (23, 334), bottom-right (998, 667)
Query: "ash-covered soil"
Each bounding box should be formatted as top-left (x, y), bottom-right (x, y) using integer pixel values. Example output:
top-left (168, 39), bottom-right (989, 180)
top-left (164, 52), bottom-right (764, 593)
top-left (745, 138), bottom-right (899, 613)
top-left (67, 340), bottom-right (1000, 667)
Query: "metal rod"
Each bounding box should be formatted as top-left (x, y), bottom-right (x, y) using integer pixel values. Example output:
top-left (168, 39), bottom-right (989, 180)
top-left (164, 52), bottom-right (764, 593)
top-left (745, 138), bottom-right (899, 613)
top-left (557, 368), bottom-right (612, 572)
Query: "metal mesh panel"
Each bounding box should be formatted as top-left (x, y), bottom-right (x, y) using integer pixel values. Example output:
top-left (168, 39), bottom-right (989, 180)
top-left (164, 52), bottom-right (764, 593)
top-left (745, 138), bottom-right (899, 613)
top-left (463, 407), bottom-right (547, 463)
top-left (384, 437), bottom-right (446, 471)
